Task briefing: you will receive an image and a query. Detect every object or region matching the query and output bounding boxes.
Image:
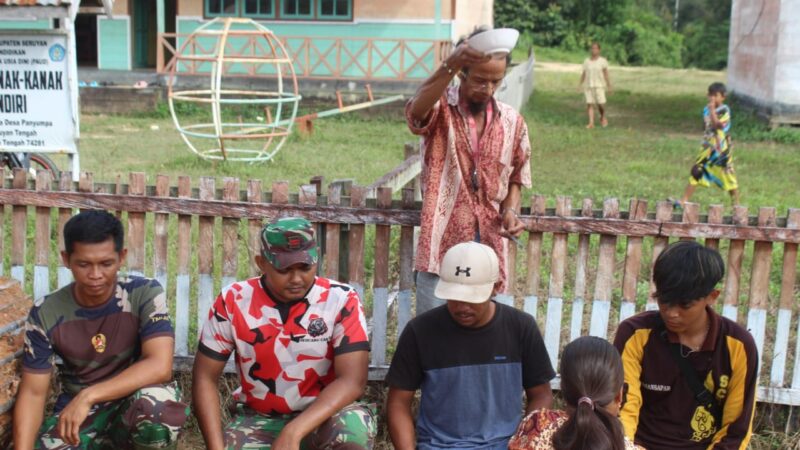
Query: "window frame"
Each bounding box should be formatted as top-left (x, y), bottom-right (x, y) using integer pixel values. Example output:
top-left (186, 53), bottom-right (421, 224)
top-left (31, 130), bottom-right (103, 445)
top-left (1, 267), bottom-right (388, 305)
top-left (317, 0), bottom-right (352, 21)
top-left (280, 0), bottom-right (315, 19)
top-left (242, 0), bottom-right (276, 19)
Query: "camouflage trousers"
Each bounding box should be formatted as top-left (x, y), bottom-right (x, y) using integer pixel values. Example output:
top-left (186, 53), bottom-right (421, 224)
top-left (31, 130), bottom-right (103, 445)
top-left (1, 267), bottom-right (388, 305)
top-left (36, 382), bottom-right (189, 450)
top-left (225, 402), bottom-right (376, 450)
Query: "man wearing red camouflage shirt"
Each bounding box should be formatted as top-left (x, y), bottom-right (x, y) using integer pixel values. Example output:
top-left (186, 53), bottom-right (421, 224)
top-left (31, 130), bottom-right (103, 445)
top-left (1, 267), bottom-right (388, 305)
top-left (192, 217), bottom-right (374, 450)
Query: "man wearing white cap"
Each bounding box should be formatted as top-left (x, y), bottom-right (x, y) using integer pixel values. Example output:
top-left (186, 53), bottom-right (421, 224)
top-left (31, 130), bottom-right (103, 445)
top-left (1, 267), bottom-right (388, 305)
top-left (385, 242), bottom-right (555, 450)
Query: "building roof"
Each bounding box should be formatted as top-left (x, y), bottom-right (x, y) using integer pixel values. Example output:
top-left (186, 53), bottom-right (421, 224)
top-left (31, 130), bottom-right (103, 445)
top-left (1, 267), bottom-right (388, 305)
top-left (0, 0), bottom-right (72, 5)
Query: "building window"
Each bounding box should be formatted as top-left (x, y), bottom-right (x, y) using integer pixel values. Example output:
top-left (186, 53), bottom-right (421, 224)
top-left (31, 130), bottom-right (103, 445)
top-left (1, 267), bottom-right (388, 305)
top-left (244, 0), bottom-right (275, 17)
top-left (318, 0), bottom-right (350, 20)
top-left (206, 0), bottom-right (350, 20)
top-left (282, 0), bottom-right (313, 18)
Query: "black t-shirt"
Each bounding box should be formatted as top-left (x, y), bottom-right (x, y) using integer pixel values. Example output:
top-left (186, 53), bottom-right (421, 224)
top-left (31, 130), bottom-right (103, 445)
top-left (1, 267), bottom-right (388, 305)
top-left (386, 302), bottom-right (554, 449)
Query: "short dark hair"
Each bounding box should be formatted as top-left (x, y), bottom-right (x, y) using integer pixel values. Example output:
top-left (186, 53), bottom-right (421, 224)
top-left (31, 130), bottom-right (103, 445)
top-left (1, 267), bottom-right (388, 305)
top-left (63, 210), bottom-right (124, 255)
top-left (708, 82), bottom-right (727, 96)
top-left (456, 27), bottom-right (512, 72)
top-left (652, 241), bottom-right (724, 306)
top-left (591, 41), bottom-right (601, 49)
top-left (552, 336), bottom-right (627, 450)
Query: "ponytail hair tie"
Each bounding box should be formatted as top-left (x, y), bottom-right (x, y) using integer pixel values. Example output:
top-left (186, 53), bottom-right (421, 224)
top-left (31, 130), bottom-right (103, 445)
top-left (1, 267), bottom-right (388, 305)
top-left (577, 396), bottom-right (595, 410)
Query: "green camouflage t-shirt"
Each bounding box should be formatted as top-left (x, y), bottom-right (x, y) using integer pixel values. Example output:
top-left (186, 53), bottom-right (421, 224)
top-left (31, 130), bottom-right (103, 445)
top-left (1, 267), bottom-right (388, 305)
top-left (22, 276), bottom-right (173, 411)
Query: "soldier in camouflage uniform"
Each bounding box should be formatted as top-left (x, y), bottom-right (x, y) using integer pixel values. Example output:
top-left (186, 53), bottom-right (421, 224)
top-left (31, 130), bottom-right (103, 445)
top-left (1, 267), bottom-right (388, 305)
top-left (14, 211), bottom-right (189, 450)
top-left (193, 217), bottom-right (375, 450)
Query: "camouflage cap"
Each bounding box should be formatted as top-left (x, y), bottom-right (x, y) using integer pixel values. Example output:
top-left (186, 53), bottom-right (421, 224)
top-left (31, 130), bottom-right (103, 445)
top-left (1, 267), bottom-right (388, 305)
top-left (260, 217), bottom-right (319, 270)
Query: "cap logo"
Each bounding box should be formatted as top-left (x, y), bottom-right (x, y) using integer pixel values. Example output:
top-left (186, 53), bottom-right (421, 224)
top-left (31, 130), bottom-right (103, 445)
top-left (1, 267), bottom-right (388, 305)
top-left (455, 266), bottom-right (471, 277)
top-left (287, 236), bottom-right (302, 250)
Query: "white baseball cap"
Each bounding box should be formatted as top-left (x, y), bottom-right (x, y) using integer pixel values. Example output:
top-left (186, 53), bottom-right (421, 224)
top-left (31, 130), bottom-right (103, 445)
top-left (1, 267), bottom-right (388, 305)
top-left (435, 242), bottom-right (499, 303)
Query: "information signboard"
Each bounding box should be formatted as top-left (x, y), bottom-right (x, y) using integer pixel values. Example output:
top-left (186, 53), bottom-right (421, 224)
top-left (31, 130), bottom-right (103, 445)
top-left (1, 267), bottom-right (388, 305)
top-left (0, 33), bottom-right (78, 156)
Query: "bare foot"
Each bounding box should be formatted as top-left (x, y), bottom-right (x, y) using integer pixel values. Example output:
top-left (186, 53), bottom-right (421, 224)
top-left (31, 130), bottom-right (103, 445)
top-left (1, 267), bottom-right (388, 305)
top-left (601, 117), bottom-right (608, 127)
top-left (586, 123), bottom-right (595, 129)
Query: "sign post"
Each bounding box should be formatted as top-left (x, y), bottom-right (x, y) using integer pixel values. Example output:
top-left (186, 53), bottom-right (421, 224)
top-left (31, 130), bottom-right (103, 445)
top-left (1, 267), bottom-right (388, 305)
top-left (0, 31), bottom-right (80, 180)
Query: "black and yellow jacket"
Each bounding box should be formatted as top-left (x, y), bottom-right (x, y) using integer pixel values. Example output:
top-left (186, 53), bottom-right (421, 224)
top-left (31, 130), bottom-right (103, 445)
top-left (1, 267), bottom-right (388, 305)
top-left (613, 308), bottom-right (757, 450)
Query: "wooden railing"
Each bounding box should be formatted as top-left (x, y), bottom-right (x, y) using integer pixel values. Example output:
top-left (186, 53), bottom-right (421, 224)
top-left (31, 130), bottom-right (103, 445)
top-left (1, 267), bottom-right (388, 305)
top-left (157, 32), bottom-right (452, 81)
top-left (1, 168), bottom-right (799, 405)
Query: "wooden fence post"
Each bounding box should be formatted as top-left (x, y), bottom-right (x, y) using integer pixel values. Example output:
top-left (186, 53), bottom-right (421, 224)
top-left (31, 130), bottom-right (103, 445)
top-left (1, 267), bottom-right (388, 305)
top-left (127, 173), bottom-right (146, 277)
top-left (397, 188), bottom-right (415, 338)
top-left (722, 206), bottom-right (748, 321)
top-left (523, 195), bottom-right (546, 318)
top-left (324, 183), bottom-right (342, 279)
top-left (648, 201), bottom-right (674, 311)
top-left (747, 207), bottom-right (776, 377)
top-left (56, 173), bottom-right (73, 287)
top-left (33, 171), bottom-right (52, 300)
top-left (371, 187), bottom-right (392, 367)
top-left (174, 176), bottom-right (192, 356)
top-left (705, 205), bottom-right (724, 250)
top-left (221, 177), bottom-right (240, 288)
top-left (347, 187), bottom-right (367, 302)
top-left (544, 196), bottom-right (571, 370)
top-left (620, 199), bottom-right (648, 321)
top-left (680, 202), bottom-right (699, 241)
top-left (589, 198), bottom-right (620, 339)
top-left (247, 180), bottom-right (264, 277)
top-left (10, 169), bottom-right (27, 285)
top-left (197, 177), bottom-right (215, 344)
top-left (774, 209), bottom-right (800, 387)
top-left (78, 172), bottom-right (93, 213)
top-left (153, 175), bottom-right (170, 293)
top-left (570, 198), bottom-right (593, 340)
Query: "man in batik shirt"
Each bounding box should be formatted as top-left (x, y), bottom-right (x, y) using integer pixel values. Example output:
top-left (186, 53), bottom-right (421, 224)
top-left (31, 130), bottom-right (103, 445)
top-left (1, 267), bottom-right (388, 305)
top-left (407, 28), bottom-right (532, 313)
top-left (193, 217), bottom-right (374, 450)
top-left (14, 210), bottom-right (188, 450)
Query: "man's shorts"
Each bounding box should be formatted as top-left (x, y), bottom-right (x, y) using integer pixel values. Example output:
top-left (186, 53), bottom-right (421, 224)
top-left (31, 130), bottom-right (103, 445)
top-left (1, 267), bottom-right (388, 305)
top-left (584, 87), bottom-right (607, 105)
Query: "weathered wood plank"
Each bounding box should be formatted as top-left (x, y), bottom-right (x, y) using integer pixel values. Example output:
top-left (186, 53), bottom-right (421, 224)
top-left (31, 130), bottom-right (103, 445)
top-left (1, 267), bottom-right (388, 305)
top-left (10, 170), bottom-right (28, 285)
top-left (705, 204), bottom-right (724, 250)
top-left (524, 195), bottom-right (546, 318)
top-left (221, 178), bottom-right (239, 288)
top-left (371, 187), bottom-right (392, 367)
top-left (33, 171), bottom-right (52, 300)
top-left (56, 173), bottom-right (73, 287)
top-left (175, 177), bottom-right (192, 356)
top-left (246, 180), bottom-right (264, 276)
top-left (348, 187), bottom-right (367, 302)
top-left (648, 202), bottom-right (674, 311)
top-left (780, 210), bottom-right (800, 389)
top-left (397, 188), bottom-right (415, 338)
top-left (197, 178), bottom-right (215, 345)
top-left (544, 197), bottom-right (570, 370)
top-left (722, 206), bottom-right (748, 321)
top-left (679, 202), bottom-right (699, 241)
top-left (589, 198), bottom-right (619, 338)
top-left (570, 199), bottom-right (593, 340)
top-left (127, 173), bottom-right (146, 277)
top-left (153, 175), bottom-right (170, 293)
top-left (324, 183), bottom-right (342, 279)
top-left (747, 207), bottom-right (776, 377)
top-left (620, 199), bottom-right (647, 321)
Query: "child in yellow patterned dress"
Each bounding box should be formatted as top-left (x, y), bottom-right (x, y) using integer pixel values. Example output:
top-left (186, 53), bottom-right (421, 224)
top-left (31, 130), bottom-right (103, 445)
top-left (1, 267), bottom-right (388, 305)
top-left (673, 82), bottom-right (739, 207)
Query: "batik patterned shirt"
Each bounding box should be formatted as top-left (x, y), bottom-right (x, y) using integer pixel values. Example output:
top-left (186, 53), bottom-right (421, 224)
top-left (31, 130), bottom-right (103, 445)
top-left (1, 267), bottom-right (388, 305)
top-left (198, 276), bottom-right (370, 415)
top-left (22, 277), bottom-right (173, 411)
top-left (407, 86), bottom-right (532, 292)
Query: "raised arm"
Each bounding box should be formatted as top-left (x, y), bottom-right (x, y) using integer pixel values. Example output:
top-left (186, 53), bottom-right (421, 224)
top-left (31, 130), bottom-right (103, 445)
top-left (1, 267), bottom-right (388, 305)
top-left (193, 352), bottom-right (228, 450)
top-left (407, 43), bottom-right (490, 123)
top-left (387, 387), bottom-right (417, 450)
top-left (13, 371), bottom-right (52, 450)
top-left (271, 350), bottom-right (369, 450)
top-left (56, 336), bottom-right (175, 446)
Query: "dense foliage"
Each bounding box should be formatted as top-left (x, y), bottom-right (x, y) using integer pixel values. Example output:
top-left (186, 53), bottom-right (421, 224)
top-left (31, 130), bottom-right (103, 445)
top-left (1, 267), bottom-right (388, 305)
top-left (495, 0), bottom-right (731, 69)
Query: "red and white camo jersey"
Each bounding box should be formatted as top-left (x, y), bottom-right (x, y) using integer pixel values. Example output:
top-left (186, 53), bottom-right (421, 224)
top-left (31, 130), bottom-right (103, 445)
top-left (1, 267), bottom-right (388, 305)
top-left (198, 276), bottom-right (369, 415)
